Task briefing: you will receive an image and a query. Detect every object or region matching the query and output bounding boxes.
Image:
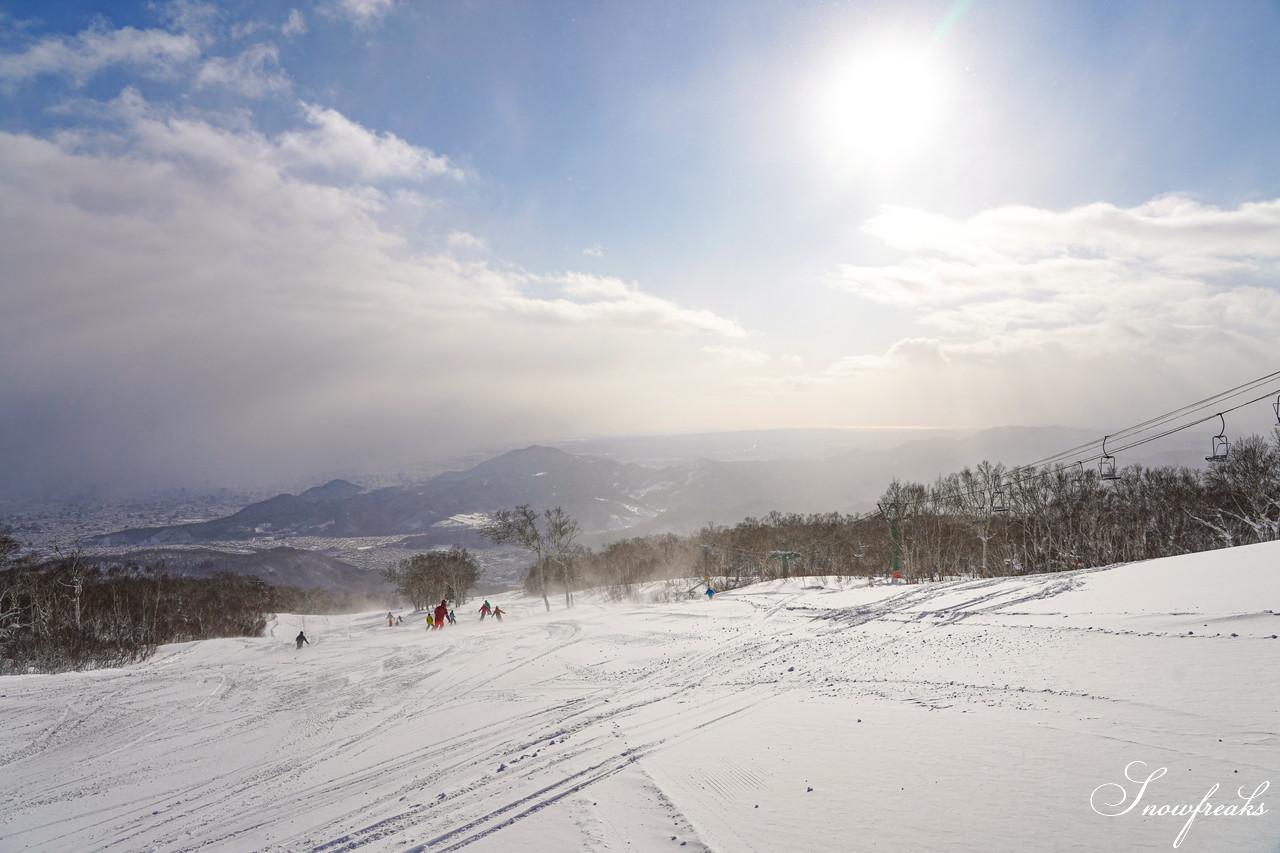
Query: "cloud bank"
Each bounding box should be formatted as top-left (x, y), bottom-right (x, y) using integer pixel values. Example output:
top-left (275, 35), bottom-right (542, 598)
top-left (0, 87), bottom-right (746, 498)
top-left (810, 196), bottom-right (1280, 429)
top-left (0, 25), bottom-right (199, 86)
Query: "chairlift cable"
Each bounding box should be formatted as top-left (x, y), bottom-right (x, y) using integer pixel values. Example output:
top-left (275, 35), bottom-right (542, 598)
top-left (866, 379), bottom-right (1280, 520)
top-left (1022, 369), bottom-right (1280, 471)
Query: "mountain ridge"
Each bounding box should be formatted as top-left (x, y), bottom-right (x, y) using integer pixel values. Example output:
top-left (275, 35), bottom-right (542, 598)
top-left (84, 425), bottom-right (1203, 548)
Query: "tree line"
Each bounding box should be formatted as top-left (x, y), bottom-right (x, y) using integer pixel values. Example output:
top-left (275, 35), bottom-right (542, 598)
top-left (859, 430), bottom-right (1280, 581)
top-left (489, 429), bottom-right (1280, 597)
top-left (0, 533), bottom-right (395, 675)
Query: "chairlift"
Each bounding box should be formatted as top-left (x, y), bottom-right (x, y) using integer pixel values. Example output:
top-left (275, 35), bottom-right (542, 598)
top-left (991, 484), bottom-right (1009, 513)
top-left (1070, 461), bottom-right (1085, 499)
top-left (1274, 394), bottom-right (1280, 425)
top-left (1206, 413), bottom-right (1229, 463)
top-left (1099, 435), bottom-right (1118, 481)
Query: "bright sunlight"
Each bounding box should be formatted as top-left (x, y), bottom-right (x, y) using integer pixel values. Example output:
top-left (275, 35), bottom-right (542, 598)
top-left (813, 42), bottom-right (949, 166)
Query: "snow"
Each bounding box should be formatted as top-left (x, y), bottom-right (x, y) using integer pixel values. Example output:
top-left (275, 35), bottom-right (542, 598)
top-left (433, 513), bottom-right (493, 530)
top-left (2, 542), bottom-right (1278, 852)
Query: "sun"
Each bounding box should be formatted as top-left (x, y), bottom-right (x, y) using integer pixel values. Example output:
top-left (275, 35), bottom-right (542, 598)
top-left (813, 43), bottom-right (948, 166)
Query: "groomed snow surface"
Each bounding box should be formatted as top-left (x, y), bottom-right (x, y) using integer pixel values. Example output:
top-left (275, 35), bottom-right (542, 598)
top-left (2, 542), bottom-right (1278, 852)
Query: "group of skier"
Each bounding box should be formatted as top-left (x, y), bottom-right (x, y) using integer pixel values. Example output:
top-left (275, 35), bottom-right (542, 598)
top-left (382, 599), bottom-right (507, 630)
top-left (296, 600), bottom-right (509, 650)
top-left (425, 599), bottom-right (456, 629)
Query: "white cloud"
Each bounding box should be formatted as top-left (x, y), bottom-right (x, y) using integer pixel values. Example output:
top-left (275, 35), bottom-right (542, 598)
top-left (154, 0), bottom-right (221, 43)
top-left (194, 43), bottom-right (290, 97)
top-left (283, 10), bottom-right (307, 37)
top-left (702, 345), bottom-right (771, 368)
top-left (516, 273), bottom-right (748, 337)
top-left (829, 196), bottom-right (1280, 363)
top-left (752, 195), bottom-right (1280, 433)
top-left (0, 94), bottom-right (750, 497)
top-left (447, 230), bottom-right (487, 251)
top-left (0, 26), bottom-right (199, 86)
top-left (860, 196), bottom-right (1280, 272)
top-left (583, 244), bottom-right (604, 257)
top-left (276, 103), bottom-right (462, 182)
top-left (324, 0), bottom-right (397, 29)
top-left (826, 338), bottom-right (947, 375)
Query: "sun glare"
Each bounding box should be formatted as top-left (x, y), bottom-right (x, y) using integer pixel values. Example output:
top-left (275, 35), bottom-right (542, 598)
top-left (814, 44), bottom-right (948, 166)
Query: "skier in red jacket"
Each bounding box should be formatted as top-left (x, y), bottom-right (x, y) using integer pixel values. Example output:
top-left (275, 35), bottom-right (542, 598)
top-left (433, 600), bottom-right (449, 630)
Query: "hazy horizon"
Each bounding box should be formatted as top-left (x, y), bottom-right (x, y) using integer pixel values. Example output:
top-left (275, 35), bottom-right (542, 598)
top-left (2, 420), bottom-right (1232, 508)
top-left (1, 423), bottom-right (989, 503)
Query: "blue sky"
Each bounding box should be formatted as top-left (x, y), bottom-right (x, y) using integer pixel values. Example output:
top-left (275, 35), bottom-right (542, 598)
top-left (2, 0), bottom-right (1279, 496)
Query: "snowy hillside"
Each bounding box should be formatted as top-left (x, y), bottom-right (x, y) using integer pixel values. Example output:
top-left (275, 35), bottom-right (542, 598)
top-left (2, 543), bottom-right (1278, 852)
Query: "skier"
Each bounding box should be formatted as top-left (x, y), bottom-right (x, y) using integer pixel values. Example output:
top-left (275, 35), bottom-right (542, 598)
top-left (295, 631), bottom-right (310, 650)
top-left (492, 605), bottom-right (505, 622)
top-left (479, 601), bottom-right (492, 621)
top-left (447, 609), bottom-right (457, 625)
top-left (433, 599), bottom-right (449, 630)
top-left (388, 615), bottom-right (394, 627)
top-left (705, 587), bottom-right (715, 600)
top-left (396, 615), bottom-right (403, 625)
top-left (426, 614), bottom-right (434, 629)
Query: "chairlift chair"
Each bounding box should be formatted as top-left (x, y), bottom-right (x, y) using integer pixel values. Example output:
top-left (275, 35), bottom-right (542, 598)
top-left (1206, 413), bottom-right (1229, 463)
top-left (1070, 461), bottom-right (1085, 499)
top-left (1099, 435), bottom-right (1119, 481)
top-left (991, 486), bottom-right (1009, 513)
top-left (1274, 394), bottom-right (1280, 425)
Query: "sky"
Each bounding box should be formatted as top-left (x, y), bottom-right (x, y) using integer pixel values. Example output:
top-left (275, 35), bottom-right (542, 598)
top-left (2, 0), bottom-right (1280, 498)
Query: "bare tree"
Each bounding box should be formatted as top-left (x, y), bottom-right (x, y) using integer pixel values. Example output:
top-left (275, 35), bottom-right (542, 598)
top-left (544, 507), bottom-right (581, 608)
top-left (382, 546), bottom-right (480, 611)
top-left (1197, 433), bottom-right (1280, 546)
top-left (480, 506), bottom-right (580, 611)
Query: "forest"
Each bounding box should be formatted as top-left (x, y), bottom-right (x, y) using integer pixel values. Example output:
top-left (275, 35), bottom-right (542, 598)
top-left (562, 430), bottom-right (1280, 598)
top-left (0, 535), bottom-right (390, 675)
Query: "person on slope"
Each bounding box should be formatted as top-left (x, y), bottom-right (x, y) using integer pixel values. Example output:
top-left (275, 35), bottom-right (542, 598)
top-left (387, 614), bottom-right (394, 627)
top-left (296, 631), bottom-right (310, 650)
top-left (479, 601), bottom-right (492, 621)
top-left (492, 605), bottom-right (505, 622)
top-left (426, 613), bottom-right (434, 629)
top-left (705, 587), bottom-right (715, 600)
top-left (447, 610), bottom-right (457, 626)
top-left (433, 599), bottom-right (449, 630)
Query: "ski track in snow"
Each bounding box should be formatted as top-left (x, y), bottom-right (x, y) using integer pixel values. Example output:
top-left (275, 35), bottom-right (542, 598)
top-left (2, 543), bottom-right (1279, 852)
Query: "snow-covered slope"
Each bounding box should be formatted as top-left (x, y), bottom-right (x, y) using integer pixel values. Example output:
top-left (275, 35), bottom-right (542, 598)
top-left (2, 543), bottom-right (1278, 852)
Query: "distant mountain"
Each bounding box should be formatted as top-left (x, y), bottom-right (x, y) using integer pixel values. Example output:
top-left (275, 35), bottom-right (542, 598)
top-left (423, 444), bottom-right (667, 528)
top-left (79, 546), bottom-right (387, 592)
top-left (86, 426), bottom-right (1204, 549)
top-left (87, 446), bottom-right (668, 546)
top-left (299, 479), bottom-right (365, 502)
top-left (87, 486), bottom-right (440, 545)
